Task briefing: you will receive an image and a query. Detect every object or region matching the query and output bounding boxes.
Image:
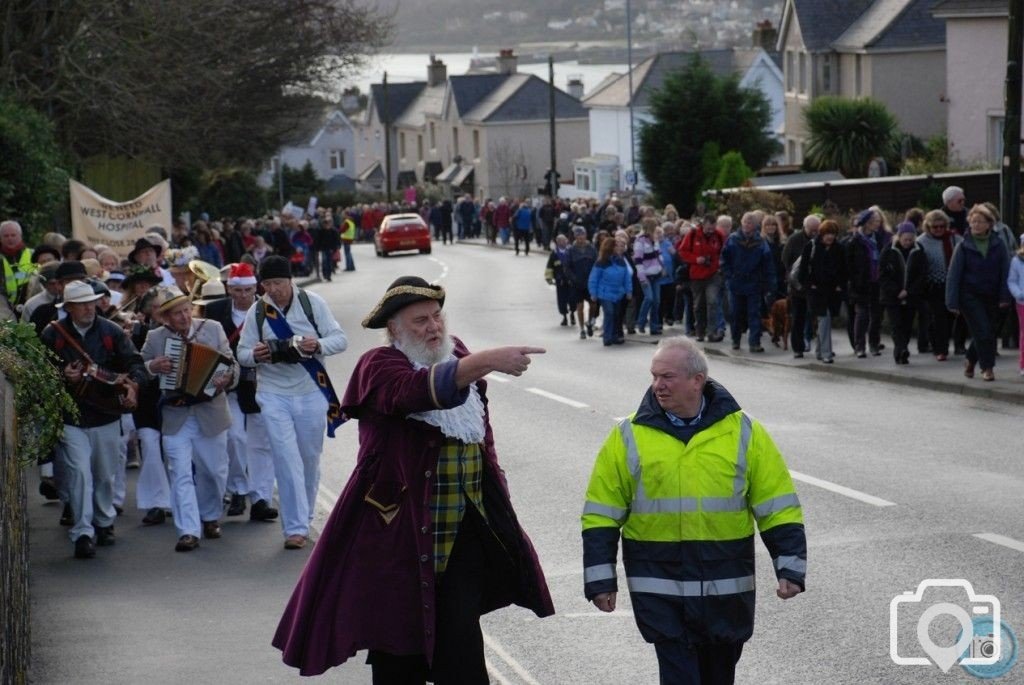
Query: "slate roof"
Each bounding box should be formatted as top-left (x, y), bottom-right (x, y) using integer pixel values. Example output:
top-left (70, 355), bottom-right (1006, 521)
top-left (462, 74), bottom-right (588, 123)
top-left (583, 49), bottom-right (776, 109)
top-left (790, 0), bottom-right (945, 52)
top-left (931, 0), bottom-right (1007, 17)
top-left (369, 82), bottom-right (426, 124)
top-left (394, 82), bottom-right (445, 128)
top-left (447, 74), bottom-right (510, 118)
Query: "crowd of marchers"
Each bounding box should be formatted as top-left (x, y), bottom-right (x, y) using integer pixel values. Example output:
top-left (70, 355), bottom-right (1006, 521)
top-left (533, 186), bottom-right (1024, 382)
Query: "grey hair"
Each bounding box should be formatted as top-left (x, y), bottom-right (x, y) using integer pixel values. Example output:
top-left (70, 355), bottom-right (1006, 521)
top-left (0, 220), bottom-right (22, 237)
top-left (942, 186), bottom-right (964, 204)
top-left (716, 215), bottom-right (733, 229)
top-left (802, 214), bottom-right (821, 230)
top-left (656, 336), bottom-right (709, 378)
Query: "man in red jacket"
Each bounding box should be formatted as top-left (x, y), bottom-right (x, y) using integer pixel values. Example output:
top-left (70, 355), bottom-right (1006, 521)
top-left (272, 276), bottom-right (554, 682)
top-left (679, 214), bottom-right (726, 341)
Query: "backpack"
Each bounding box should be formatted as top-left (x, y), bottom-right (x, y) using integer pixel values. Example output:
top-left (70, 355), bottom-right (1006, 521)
top-left (255, 288), bottom-right (320, 341)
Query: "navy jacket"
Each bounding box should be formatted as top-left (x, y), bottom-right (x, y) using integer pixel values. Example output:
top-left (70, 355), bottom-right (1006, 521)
top-left (720, 231), bottom-right (774, 294)
top-left (945, 232), bottom-right (1012, 309)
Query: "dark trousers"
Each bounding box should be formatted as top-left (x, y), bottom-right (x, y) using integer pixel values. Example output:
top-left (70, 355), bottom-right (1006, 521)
top-left (916, 299), bottom-right (930, 352)
top-left (555, 282), bottom-right (575, 316)
top-left (368, 508), bottom-right (490, 685)
top-left (789, 295), bottom-right (809, 353)
top-left (853, 285), bottom-right (882, 352)
top-left (961, 293), bottom-right (1000, 371)
top-left (729, 289), bottom-right (762, 347)
top-left (512, 229), bottom-right (530, 254)
top-left (319, 249), bottom-right (335, 280)
top-left (887, 303), bottom-right (915, 361)
top-left (924, 288), bottom-right (952, 355)
top-left (660, 282), bottom-right (677, 324)
top-left (654, 641), bottom-right (744, 685)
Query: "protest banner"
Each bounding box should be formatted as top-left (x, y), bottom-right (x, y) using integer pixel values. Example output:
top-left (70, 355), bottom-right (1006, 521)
top-left (70, 179), bottom-right (173, 257)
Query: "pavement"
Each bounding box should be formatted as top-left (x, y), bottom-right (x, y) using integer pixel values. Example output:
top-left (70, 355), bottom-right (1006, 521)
top-left (24, 240), bottom-right (1023, 684)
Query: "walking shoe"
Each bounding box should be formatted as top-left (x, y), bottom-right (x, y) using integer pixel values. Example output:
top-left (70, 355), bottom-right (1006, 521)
top-left (586, 321), bottom-right (594, 337)
top-left (74, 535), bottom-right (96, 559)
top-left (935, 354), bottom-right (948, 362)
top-left (793, 352), bottom-right (804, 359)
top-left (250, 499), bottom-right (279, 522)
top-left (869, 347), bottom-right (881, 356)
top-left (142, 507), bottom-right (166, 526)
top-left (560, 316), bottom-right (568, 326)
top-left (627, 327), bottom-right (636, 335)
top-left (579, 330), bottom-right (586, 340)
top-left (125, 440), bottom-right (140, 469)
top-left (981, 369), bottom-right (995, 382)
top-left (95, 525), bottom-right (115, 547)
top-left (39, 477), bottom-right (59, 500)
top-left (731, 342), bottom-right (741, 350)
top-left (202, 521), bottom-right (222, 539)
top-left (226, 493), bottom-right (246, 517)
top-left (709, 333), bottom-right (724, 343)
top-left (175, 535), bottom-right (199, 552)
top-left (570, 313), bottom-right (576, 325)
top-left (750, 346), bottom-right (765, 353)
top-left (696, 335), bottom-right (705, 342)
top-left (823, 358), bottom-right (834, 364)
top-left (636, 326), bottom-right (645, 334)
top-left (964, 360), bottom-right (975, 378)
top-left (856, 350), bottom-right (867, 359)
top-left (60, 503), bottom-right (73, 526)
top-left (284, 535), bottom-right (307, 550)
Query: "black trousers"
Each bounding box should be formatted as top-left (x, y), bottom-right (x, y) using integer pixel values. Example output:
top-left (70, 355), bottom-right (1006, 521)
top-left (369, 508), bottom-right (492, 685)
top-left (654, 641), bottom-right (744, 685)
top-left (789, 295), bottom-right (809, 353)
top-left (887, 303), bottom-right (915, 360)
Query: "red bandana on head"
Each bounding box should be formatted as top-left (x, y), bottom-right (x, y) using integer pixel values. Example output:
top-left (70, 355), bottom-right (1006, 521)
top-left (227, 263), bottom-right (257, 286)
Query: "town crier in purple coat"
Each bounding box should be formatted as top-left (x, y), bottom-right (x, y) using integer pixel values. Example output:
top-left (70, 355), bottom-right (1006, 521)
top-left (272, 275), bottom-right (555, 682)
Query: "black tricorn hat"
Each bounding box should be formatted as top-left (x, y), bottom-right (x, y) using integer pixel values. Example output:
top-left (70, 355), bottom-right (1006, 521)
top-left (362, 276), bottom-right (445, 329)
top-left (128, 236), bottom-right (163, 263)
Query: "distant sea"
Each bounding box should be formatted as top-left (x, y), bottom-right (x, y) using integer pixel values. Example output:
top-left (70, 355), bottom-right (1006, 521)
top-left (346, 51), bottom-right (630, 98)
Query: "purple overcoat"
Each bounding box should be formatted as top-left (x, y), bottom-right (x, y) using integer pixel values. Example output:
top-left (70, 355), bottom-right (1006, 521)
top-left (272, 340), bottom-right (555, 676)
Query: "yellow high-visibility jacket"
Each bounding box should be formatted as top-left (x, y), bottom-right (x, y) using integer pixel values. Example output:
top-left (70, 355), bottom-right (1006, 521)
top-left (582, 381), bottom-right (806, 645)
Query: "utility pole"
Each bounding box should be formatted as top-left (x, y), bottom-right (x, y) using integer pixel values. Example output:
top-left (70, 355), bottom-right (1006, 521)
top-left (1002, 1), bottom-right (1023, 236)
top-left (383, 71), bottom-right (393, 203)
top-left (626, 0), bottom-right (636, 192)
top-left (548, 55), bottom-right (558, 197)
top-left (277, 157), bottom-right (284, 208)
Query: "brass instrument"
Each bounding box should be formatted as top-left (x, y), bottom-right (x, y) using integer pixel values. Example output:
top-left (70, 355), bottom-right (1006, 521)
top-left (187, 260), bottom-right (221, 301)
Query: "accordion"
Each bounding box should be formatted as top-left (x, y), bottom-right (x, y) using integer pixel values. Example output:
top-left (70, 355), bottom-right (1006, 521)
top-left (159, 338), bottom-right (232, 397)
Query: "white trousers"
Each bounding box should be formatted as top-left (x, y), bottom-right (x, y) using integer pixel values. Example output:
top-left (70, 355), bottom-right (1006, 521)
top-left (226, 394), bottom-right (276, 502)
top-left (161, 415), bottom-right (228, 538)
top-left (135, 427), bottom-right (171, 510)
top-left (59, 421), bottom-right (121, 541)
top-left (113, 413), bottom-right (135, 508)
top-left (257, 390), bottom-right (327, 537)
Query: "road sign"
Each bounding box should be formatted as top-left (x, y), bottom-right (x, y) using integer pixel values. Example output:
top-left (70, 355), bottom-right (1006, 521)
top-left (624, 170), bottom-right (637, 186)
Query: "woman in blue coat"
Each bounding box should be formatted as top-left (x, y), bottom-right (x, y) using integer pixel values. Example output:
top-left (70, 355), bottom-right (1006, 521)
top-left (945, 204), bottom-right (1012, 381)
top-left (588, 236), bottom-right (632, 346)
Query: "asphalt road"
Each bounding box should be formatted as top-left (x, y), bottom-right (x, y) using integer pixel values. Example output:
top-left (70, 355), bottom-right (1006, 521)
top-left (30, 241), bottom-right (1024, 684)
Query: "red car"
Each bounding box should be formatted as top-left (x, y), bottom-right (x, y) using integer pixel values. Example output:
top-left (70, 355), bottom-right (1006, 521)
top-left (375, 213), bottom-right (432, 257)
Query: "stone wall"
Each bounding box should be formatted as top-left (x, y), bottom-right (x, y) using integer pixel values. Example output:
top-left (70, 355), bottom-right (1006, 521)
top-left (0, 374), bottom-right (29, 684)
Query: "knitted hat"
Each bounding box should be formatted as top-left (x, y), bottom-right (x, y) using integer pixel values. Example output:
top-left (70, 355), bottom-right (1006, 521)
top-left (258, 255), bottom-right (292, 281)
top-left (362, 276), bottom-right (445, 329)
top-left (854, 209), bottom-right (876, 228)
top-left (896, 221), bottom-right (916, 236)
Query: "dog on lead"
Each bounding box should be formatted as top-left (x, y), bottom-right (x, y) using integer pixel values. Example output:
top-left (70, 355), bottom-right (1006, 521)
top-left (762, 298), bottom-right (789, 350)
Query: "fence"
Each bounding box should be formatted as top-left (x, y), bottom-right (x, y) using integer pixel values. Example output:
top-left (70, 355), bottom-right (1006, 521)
top-left (0, 373), bottom-right (29, 684)
top-left (713, 170), bottom-right (1002, 219)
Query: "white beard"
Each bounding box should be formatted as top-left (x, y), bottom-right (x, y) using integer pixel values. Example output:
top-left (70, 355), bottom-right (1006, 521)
top-left (393, 331), bottom-right (455, 366)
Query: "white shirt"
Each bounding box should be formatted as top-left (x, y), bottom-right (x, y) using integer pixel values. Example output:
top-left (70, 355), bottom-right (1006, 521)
top-left (236, 287), bottom-right (347, 395)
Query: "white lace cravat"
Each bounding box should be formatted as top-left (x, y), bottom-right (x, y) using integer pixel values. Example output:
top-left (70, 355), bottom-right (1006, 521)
top-left (406, 355), bottom-right (486, 444)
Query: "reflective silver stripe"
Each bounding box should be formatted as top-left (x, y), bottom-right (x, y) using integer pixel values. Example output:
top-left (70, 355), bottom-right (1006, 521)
top-left (583, 500), bottom-right (629, 522)
top-left (632, 497), bottom-right (698, 514)
top-left (701, 495), bottom-right (747, 512)
top-left (752, 493), bottom-right (801, 519)
top-left (626, 575), bottom-right (755, 597)
top-left (584, 563), bottom-right (617, 583)
top-left (618, 418), bottom-right (642, 483)
top-left (733, 413), bottom-right (751, 496)
top-left (774, 555), bottom-right (807, 575)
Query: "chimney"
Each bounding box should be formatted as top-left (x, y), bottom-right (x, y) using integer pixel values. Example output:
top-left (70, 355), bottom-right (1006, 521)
top-left (427, 54), bottom-right (447, 87)
top-left (752, 20), bottom-right (778, 51)
top-left (496, 49), bottom-right (518, 75)
top-left (566, 75), bottom-right (584, 100)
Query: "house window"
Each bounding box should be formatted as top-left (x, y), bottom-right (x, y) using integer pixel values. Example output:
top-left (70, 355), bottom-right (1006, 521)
top-left (473, 129), bottom-right (480, 158)
top-left (575, 167), bottom-right (590, 191)
top-left (452, 127), bottom-right (459, 156)
top-left (798, 52), bottom-right (806, 94)
top-left (399, 132), bottom-right (406, 159)
top-left (429, 122), bottom-right (436, 149)
top-left (821, 54), bottom-right (832, 93)
top-left (417, 134), bottom-right (424, 161)
top-left (786, 51), bottom-right (795, 92)
top-left (329, 149), bottom-right (344, 170)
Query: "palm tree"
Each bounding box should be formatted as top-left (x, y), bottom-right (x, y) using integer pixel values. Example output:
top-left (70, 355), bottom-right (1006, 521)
top-left (803, 97), bottom-right (899, 178)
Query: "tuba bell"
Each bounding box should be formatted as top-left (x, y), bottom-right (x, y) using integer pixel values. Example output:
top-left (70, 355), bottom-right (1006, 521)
top-left (187, 260), bottom-right (222, 300)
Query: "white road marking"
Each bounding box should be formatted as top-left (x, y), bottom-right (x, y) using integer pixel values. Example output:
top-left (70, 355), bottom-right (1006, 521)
top-left (483, 630), bottom-right (541, 685)
top-left (486, 373), bottom-right (511, 383)
top-left (563, 612), bottom-right (635, 618)
top-left (789, 470), bottom-right (896, 507)
top-left (974, 533), bottom-right (1024, 554)
top-left (426, 256), bottom-right (449, 281)
top-left (486, 662), bottom-right (514, 685)
top-left (525, 387), bottom-right (589, 409)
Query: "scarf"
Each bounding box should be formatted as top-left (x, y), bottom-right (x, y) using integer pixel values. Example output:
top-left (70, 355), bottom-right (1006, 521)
top-left (941, 232), bottom-right (954, 266)
top-left (1, 242), bottom-right (26, 260)
top-left (407, 355), bottom-right (486, 444)
top-left (859, 232), bottom-right (880, 282)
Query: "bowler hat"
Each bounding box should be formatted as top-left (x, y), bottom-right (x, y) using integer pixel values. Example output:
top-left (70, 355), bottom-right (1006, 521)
top-left (362, 276), bottom-right (445, 329)
top-left (128, 237), bottom-right (163, 263)
top-left (55, 261), bottom-right (87, 281)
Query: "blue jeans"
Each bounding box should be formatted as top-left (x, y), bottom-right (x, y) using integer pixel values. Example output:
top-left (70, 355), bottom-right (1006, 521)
top-left (636, 281), bottom-right (661, 331)
top-left (342, 243), bottom-right (355, 271)
top-left (600, 298), bottom-right (619, 345)
top-left (730, 289), bottom-right (762, 347)
top-left (319, 249), bottom-right (334, 279)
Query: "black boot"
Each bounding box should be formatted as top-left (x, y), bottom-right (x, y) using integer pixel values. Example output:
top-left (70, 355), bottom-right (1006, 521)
top-left (226, 493), bottom-right (247, 517)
